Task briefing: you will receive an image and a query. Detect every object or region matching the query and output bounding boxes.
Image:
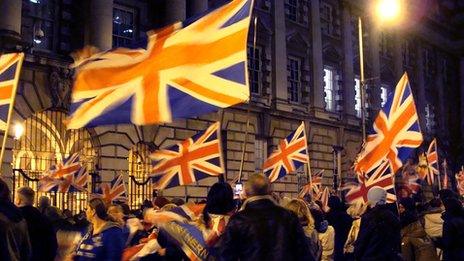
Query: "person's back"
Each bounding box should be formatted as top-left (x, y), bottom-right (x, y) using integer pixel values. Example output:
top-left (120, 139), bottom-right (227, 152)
top-left (218, 174), bottom-right (312, 261)
top-left (0, 180), bottom-right (31, 261)
top-left (354, 188), bottom-right (401, 261)
top-left (326, 196), bottom-right (353, 261)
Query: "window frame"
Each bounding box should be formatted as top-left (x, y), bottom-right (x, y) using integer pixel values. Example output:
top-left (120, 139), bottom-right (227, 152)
top-left (354, 76), bottom-right (362, 118)
top-left (247, 45), bottom-right (263, 95)
top-left (320, 2), bottom-right (334, 36)
top-left (112, 4), bottom-right (137, 48)
top-left (287, 56), bottom-right (301, 103)
top-left (285, 0), bottom-right (299, 22)
top-left (323, 66), bottom-right (336, 112)
top-left (254, 138), bottom-right (268, 172)
top-left (380, 84), bottom-right (389, 108)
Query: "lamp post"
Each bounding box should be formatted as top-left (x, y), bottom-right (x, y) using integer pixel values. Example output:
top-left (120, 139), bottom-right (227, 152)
top-left (358, 0), bottom-right (401, 142)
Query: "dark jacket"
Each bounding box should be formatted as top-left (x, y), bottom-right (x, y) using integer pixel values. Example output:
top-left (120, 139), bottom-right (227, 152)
top-left (326, 196), bottom-right (353, 261)
top-left (442, 198), bottom-right (464, 261)
top-left (19, 205), bottom-right (57, 261)
top-left (0, 201), bottom-right (31, 261)
top-left (354, 204), bottom-right (401, 261)
top-left (74, 222), bottom-right (125, 261)
top-left (401, 220), bottom-right (438, 261)
top-left (218, 196), bottom-right (313, 261)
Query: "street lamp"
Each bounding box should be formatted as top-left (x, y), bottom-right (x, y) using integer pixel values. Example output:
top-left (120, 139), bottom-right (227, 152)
top-left (358, 0), bottom-right (402, 142)
top-left (13, 123), bottom-right (25, 140)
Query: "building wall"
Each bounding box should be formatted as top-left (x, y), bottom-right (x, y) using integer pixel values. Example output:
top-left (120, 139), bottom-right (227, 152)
top-left (0, 0), bottom-right (462, 202)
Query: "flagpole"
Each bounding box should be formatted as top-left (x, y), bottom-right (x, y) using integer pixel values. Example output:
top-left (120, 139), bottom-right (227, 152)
top-left (0, 53), bottom-right (24, 176)
top-left (442, 160), bottom-right (448, 189)
top-left (238, 16), bottom-right (258, 183)
top-left (302, 121), bottom-right (313, 197)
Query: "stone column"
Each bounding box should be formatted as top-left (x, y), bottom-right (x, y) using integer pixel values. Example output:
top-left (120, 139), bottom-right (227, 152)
top-left (0, 0), bottom-right (22, 38)
top-left (310, 0), bottom-right (325, 112)
top-left (271, 0), bottom-right (289, 110)
top-left (165, 0), bottom-right (186, 25)
top-left (88, 0), bottom-right (113, 51)
top-left (415, 44), bottom-right (427, 132)
top-left (189, 0), bottom-right (208, 17)
top-left (392, 32), bottom-right (404, 80)
top-left (435, 57), bottom-right (445, 135)
top-left (341, 4), bottom-right (356, 118)
top-left (367, 23), bottom-right (381, 118)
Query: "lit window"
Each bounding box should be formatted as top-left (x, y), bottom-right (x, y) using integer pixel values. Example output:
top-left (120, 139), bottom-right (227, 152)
top-left (113, 5), bottom-right (136, 48)
top-left (254, 138), bottom-right (267, 171)
top-left (285, 0), bottom-right (298, 21)
top-left (247, 45), bottom-right (262, 94)
top-left (355, 77), bottom-right (361, 117)
top-left (324, 67), bottom-right (336, 111)
top-left (381, 85), bottom-right (389, 107)
top-left (287, 57), bottom-right (301, 103)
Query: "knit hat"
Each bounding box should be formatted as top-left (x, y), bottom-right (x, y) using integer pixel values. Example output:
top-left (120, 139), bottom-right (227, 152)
top-left (367, 187), bottom-right (387, 206)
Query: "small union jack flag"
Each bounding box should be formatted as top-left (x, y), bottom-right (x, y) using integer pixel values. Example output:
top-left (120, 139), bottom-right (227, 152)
top-left (150, 122), bottom-right (224, 189)
top-left (72, 166), bottom-right (89, 192)
top-left (66, 0), bottom-right (252, 129)
top-left (0, 53), bottom-right (24, 130)
top-left (39, 153), bottom-right (85, 193)
top-left (346, 160), bottom-right (396, 204)
top-left (263, 122), bottom-right (309, 183)
top-left (417, 138), bottom-right (439, 185)
top-left (355, 73), bottom-right (423, 175)
top-left (298, 169), bottom-right (324, 198)
top-left (95, 173), bottom-right (127, 203)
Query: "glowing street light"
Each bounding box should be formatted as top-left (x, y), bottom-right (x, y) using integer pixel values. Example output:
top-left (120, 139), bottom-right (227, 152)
top-left (358, 0), bottom-right (402, 142)
top-left (13, 123), bottom-right (25, 140)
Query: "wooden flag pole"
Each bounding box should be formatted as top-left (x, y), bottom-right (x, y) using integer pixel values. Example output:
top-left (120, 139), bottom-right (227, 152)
top-left (238, 16), bottom-right (258, 183)
top-left (0, 53), bottom-right (24, 176)
top-left (443, 160), bottom-right (448, 189)
top-left (302, 121), bottom-right (313, 197)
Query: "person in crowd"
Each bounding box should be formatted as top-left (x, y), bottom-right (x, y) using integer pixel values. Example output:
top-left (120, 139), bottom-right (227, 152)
top-left (74, 198), bottom-right (125, 260)
top-left (38, 196), bottom-right (65, 229)
top-left (326, 195), bottom-right (353, 261)
top-left (354, 187), bottom-right (401, 261)
top-left (344, 201), bottom-right (368, 260)
top-left (0, 178), bottom-right (31, 261)
top-left (16, 186), bottom-right (57, 261)
top-left (218, 174), bottom-right (313, 260)
top-left (422, 198), bottom-right (444, 247)
top-left (153, 196), bottom-right (170, 209)
top-left (399, 197), bottom-right (438, 261)
top-left (441, 196), bottom-right (464, 261)
top-left (312, 207), bottom-right (335, 261)
top-left (286, 198), bottom-right (322, 260)
top-left (171, 197), bottom-right (185, 206)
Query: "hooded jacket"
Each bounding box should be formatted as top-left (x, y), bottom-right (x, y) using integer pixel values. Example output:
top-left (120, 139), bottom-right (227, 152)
top-left (0, 201), bottom-right (31, 261)
top-left (74, 222), bottom-right (124, 260)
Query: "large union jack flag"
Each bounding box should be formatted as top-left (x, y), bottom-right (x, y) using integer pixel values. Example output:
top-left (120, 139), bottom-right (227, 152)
top-left (95, 173), bottom-right (127, 203)
top-left (345, 160), bottom-right (396, 204)
top-left (298, 169), bottom-right (324, 198)
top-left (0, 53), bottom-right (24, 130)
top-left (354, 73), bottom-right (423, 175)
top-left (39, 153), bottom-right (87, 193)
top-left (66, 0), bottom-right (253, 129)
top-left (150, 122), bottom-right (224, 189)
top-left (263, 122), bottom-right (309, 183)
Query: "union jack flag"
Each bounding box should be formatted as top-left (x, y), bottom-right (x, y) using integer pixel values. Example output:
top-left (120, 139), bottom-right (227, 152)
top-left (456, 168), bottom-right (464, 196)
top-left (298, 169), bottom-right (324, 198)
top-left (95, 173), bottom-right (127, 203)
top-left (0, 53), bottom-right (24, 130)
top-left (38, 153), bottom-right (86, 192)
top-left (263, 122), bottom-right (309, 183)
top-left (418, 138), bottom-right (439, 185)
top-left (346, 160), bottom-right (397, 204)
top-left (354, 73), bottom-right (423, 175)
top-left (66, 0), bottom-right (253, 129)
top-left (150, 122), bottom-right (224, 189)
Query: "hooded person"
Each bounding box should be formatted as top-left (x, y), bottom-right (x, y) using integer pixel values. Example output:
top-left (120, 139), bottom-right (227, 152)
top-left (399, 197), bottom-right (438, 261)
top-left (354, 187), bottom-right (401, 261)
top-left (326, 196), bottom-right (353, 261)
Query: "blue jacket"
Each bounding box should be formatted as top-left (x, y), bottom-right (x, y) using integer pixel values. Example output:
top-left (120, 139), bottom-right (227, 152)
top-left (74, 223), bottom-right (124, 261)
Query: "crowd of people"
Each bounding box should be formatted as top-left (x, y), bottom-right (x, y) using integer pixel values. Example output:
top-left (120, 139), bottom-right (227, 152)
top-left (0, 174), bottom-right (464, 261)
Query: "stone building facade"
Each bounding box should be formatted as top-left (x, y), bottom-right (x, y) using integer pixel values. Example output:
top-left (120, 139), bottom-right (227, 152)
top-left (0, 0), bottom-right (463, 204)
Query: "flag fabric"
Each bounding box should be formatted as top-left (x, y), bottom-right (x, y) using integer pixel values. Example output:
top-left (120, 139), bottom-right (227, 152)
top-left (162, 221), bottom-right (209, 261)
top-left (0, 52), bottom-right (24, 130)
top-left (345, 160), bottom-right (396, 204)
top-left (95, 174), bottom-right (127, 203)
top-left (38, 153), bottom-right (85, 193)
top-left (354, 73), bottom-right (423, 175)
top-left (263, 122), bottom-right (309, 182)
top-left (417, 153), bottom-right (434, 185)
top-left (456, 169), bottom-right (464, 196)
top-left (66, 0), bottom-right (253, 129)
top-left (320, 186), bottom-right (330, 212)
top-left (298, 169), bottom-right (324, 198)
top-left (150, 122), bottom-right (224, 190)
top-left (426, 138), bottom-right (439, 175)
